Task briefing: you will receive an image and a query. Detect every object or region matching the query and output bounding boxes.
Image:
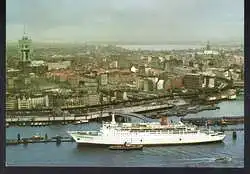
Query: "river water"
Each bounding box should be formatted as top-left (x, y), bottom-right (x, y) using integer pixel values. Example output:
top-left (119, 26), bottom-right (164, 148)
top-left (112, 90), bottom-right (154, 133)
top-left (6, 96), bottom-right (244, 167)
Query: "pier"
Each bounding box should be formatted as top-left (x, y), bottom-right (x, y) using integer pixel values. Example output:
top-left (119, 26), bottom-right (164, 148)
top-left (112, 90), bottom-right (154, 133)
top-left (6, 135), bottom-right (74, 146)
top-left (6, 116), bottom-right (89, 127)
top-left (181, 116), bottom-right (244, 126)
top-left (213, 128), bottom-right (244, 132)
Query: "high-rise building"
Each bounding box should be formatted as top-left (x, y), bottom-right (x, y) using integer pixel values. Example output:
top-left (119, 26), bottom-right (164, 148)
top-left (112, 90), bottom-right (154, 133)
top-left (136, 79), bottom-right (144, 90)
top-left (88, 94), bottom-right (100, 106)
top-left (143, 79), bottom-right (154, 91)
top-left (183, 74), bottom-right (203, 89)
top-left (100, 73), bottom-right (108, 86)
top-left (17, 28), bottom-right (33, 72)
top-left (6, 97), bottom-right (17, 110)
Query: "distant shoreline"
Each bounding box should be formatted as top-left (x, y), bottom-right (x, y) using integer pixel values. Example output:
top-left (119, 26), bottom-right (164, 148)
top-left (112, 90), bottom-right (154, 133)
top-left (6, 40), bottom-right (243, 46)
top-left (6, 42), bottom-right (242, 50)
top-left (116, 44), bottom-right (204, 51)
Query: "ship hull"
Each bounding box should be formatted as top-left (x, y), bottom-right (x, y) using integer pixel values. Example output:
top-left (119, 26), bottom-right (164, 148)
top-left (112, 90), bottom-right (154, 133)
top-left (76, 140), bottom-right (224, 147)
top-left (68, 131), bottom-right (225, 146)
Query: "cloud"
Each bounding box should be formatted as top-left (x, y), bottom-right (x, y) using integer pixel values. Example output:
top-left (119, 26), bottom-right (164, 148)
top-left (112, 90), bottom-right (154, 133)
top-left (6, 0), bottom-right (244, 43)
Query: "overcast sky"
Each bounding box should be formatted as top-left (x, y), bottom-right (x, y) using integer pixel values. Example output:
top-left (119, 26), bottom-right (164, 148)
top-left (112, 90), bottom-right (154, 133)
top-left (6, 0), bottom-right (244, 43)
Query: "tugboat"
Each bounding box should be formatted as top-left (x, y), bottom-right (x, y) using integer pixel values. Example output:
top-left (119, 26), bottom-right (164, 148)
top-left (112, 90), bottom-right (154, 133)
top-left (109, 142), bottom-right (143, 151)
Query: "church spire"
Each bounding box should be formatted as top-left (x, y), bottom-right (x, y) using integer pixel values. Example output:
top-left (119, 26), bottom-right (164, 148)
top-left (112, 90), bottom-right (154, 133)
top-left (23, 24), bottom-right (26, 35)
top-left (206, 40), bottom-right (211, 50)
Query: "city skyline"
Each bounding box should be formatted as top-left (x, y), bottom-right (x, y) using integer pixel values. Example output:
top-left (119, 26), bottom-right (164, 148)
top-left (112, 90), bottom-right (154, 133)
top-left (6, 0), bottom-right (244, 43)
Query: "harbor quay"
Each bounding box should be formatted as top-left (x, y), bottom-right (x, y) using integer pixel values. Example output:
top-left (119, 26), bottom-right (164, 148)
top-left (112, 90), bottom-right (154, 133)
top-left (7, 87), bottom-right (240, 116)
top-left (181, 116), bottom-right (244, 126)
top-left (6, 93), bottom-right (242, 127)
top-left (6, 111), bottom-right (244, 128)
top-left (6, 103), bottom-right (174, 127)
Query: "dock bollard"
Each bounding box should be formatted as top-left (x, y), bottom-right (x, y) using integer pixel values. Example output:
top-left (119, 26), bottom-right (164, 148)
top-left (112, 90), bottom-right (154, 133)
top-left (232, 131), bottom-right (237, 140)
top-left (45, 133), bottom-right (48, 141)
top-left (17, 133), bottom-right (21, 142)
top-left (56, 136), bottom-right (61, 145)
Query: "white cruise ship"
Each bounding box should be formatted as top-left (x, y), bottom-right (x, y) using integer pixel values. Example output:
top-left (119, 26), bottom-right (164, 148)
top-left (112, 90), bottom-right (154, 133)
top-left (68, 113), bottom-right (225, 146)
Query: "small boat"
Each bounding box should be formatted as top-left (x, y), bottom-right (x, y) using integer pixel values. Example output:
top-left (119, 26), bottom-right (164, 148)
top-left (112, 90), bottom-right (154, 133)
top-left (215, 156), bottom-right (232, 162)
top-left (6, 140), bottom-right (19, 145)
top-left (73, 120), bottom-right (89, 125)
top-left (31, 135), bottom-right (44, 140)
top-left (109, 144), bottom-right (143, 151)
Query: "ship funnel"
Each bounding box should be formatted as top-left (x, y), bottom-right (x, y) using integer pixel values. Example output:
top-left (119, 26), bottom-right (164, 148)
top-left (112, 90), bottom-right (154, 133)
top-left (111, 113), bottom-right (116, 124)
